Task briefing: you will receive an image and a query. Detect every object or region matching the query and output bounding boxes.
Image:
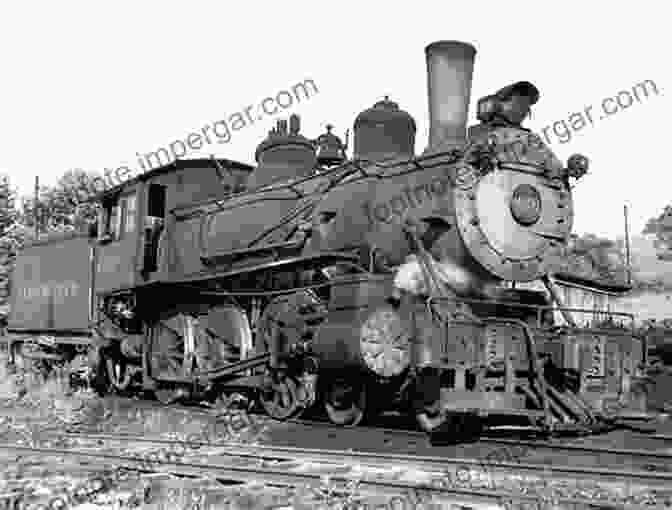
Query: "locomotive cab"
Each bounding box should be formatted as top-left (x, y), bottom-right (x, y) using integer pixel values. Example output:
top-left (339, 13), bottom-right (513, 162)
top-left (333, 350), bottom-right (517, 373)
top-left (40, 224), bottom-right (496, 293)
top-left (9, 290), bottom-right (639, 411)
top-left (95, 186), bottom-right (141, 294)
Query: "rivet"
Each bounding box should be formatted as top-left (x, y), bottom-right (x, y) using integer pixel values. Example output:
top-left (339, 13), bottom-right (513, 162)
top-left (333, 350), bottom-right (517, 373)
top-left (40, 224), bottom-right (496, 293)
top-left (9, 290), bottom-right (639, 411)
top-left (470, 218), bottom-right (480, 226)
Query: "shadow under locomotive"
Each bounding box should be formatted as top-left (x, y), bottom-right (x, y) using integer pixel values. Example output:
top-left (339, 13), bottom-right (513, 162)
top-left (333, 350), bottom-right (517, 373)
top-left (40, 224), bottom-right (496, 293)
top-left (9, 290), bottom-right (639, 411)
top-left (4, 40), bottom-right (648, 439)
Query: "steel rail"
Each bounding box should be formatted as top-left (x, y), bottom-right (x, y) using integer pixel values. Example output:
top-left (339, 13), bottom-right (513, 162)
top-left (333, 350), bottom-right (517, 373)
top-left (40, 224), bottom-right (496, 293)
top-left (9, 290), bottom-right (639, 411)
top-left (267, 417), bottom-right (667, 462)
top-left (75, 396), bottom-right (666, 460)
top-left (650, 434), bottom-right (672, 441)
top-left (294, 421), bottom-right (671, 465)
top-left (0, 443), bottom-right (664, 510)
top-left (51, 431), bottom-right (672, 484)
top-left (65, 404), bottom-right (670, 462)
top-left (476, 437), bottom-right (672, 460)
top-left (282, 416), bottom-right (428, 436)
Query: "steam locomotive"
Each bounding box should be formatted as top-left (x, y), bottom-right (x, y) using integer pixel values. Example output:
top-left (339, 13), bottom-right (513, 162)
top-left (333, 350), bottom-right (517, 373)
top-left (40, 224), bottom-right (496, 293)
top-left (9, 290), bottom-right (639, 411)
top-left (6, 40), bottom-right (644, 436)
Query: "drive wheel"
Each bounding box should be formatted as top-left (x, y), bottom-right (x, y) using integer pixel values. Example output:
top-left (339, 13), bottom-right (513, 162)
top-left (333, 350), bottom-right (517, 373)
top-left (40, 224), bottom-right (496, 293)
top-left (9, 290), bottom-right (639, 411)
top-left (324, 378), bottom-right (367, 426)
top-left (255, 290), bottom-right (326, 358)
top-left (259, 372), bottom-right (303, 420)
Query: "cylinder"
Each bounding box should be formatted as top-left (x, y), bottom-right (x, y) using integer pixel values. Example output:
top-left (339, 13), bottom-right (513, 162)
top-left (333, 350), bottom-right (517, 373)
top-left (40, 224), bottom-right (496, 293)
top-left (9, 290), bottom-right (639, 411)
top-left (424, 41), bottom-right (477, 153)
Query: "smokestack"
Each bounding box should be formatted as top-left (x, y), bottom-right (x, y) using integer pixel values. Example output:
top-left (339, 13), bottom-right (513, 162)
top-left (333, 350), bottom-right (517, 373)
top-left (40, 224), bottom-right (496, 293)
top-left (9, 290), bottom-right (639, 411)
top-left (424, 41), bottom-right (477, 154)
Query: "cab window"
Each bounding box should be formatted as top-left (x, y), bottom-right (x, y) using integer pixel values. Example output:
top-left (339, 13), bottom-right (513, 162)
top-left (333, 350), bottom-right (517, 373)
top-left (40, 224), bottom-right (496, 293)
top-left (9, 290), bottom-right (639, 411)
top-left (101, 192), bottom-right (136, 241)
top-left (124, 194), bottom-right (137, 234)
top-left (107, 202), bottom-right (121, 240)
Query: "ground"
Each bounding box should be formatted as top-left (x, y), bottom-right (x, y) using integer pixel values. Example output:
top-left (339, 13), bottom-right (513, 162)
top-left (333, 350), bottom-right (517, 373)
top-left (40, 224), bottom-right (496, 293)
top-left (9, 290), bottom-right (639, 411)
top-left (1, 353), bottom-right (671, 510)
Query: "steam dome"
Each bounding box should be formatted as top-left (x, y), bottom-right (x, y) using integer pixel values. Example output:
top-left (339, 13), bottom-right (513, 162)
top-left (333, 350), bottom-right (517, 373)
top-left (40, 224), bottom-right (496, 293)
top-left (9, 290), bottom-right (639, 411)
top-left (353, 96), bottom-right (416, 162)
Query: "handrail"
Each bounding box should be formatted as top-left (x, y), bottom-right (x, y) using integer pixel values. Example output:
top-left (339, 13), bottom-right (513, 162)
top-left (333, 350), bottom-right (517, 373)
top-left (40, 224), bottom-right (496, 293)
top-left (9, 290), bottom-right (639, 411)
top-left (427, 295), bottom-right (635, 320)
top-left (427, 295), bottom-right (636, 332)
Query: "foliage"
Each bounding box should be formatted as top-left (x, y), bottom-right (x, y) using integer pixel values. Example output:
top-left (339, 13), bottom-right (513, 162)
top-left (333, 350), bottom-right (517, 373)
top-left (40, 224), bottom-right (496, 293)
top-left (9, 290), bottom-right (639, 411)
top-left (0, 175), bottom-right (18, 237)
top-left (0, 174), bottom-right (20, 316)
top-left (629, 276), bottom-right (672, 294)
top-left (0, 170), bottom-right (102, 318)
top-left (549, 233), bottom-right (630, 286)
top-left (19, 168), bottom-right (100, 234)
top-left (642, 205), bottom-right (672, 260)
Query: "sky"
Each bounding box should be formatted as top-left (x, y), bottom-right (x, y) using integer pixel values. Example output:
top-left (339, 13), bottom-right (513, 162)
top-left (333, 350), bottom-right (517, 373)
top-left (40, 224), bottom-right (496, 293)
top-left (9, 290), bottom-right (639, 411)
top-left (1, 1), bottom-right (669, 241)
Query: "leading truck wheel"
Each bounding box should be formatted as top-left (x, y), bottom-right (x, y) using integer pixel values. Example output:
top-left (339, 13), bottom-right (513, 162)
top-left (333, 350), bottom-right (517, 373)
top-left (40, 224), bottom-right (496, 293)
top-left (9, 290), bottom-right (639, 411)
top-left (324, 378), bottom-right (367, 426)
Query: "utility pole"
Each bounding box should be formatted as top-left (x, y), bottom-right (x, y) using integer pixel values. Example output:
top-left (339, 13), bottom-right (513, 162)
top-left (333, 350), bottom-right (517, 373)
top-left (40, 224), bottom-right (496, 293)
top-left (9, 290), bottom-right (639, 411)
top-left (34, 176), bottom-right (39, 239)
top-left (624, 204), bottom-right (631, 284)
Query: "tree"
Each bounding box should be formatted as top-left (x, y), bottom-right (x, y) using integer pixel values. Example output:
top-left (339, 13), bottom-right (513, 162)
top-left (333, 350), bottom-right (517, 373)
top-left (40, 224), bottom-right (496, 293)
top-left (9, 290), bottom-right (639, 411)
top-left (551, 233), bottom-right (629, 284)
top-left (0, 174), bottom-right (20, 316)
top-left (19, 169), bottom-right (100, 235)
top-left (0, 174), bottom-right (17, 236)
top-left (1, 169), bottom-right (102, 318)
top-left (643, 205), bottom-right (672, 260)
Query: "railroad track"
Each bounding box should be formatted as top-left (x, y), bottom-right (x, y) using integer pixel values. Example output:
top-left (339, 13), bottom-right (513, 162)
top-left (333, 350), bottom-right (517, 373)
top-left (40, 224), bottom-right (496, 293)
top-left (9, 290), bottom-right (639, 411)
top-left (473, 436), bottom-right (672, 461)
top-left (53, 430), bottom-right (672, 483)
top-left (8, 392), bottom-right (668, 485)
top-left (103, 392), bottom-right (664, 438)
top-left (63, 420), bottom-right (672, 477)
top-left (93, 393), bottom-right (658, 442)
top-left (0, 438), bottom-right (670, 510)
top-left (68, 395), bottom-right (672, 474)
top-left (262, 416), bottom-right (672, 469)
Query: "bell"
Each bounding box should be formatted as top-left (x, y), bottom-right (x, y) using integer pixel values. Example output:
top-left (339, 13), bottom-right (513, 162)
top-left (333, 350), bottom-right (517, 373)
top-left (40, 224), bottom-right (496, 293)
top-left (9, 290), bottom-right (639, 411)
top-left (316, 124), bottom-right (347, 166)
top-left (567, 153), bottom-right (589, 179)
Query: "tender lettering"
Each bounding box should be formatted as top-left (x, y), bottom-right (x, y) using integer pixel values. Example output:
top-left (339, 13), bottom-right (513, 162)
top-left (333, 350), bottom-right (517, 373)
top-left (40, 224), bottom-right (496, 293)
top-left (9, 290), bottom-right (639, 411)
top-left (20, 280), bottom-right (80, 300)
